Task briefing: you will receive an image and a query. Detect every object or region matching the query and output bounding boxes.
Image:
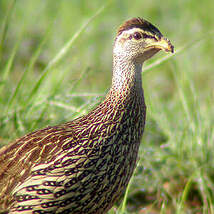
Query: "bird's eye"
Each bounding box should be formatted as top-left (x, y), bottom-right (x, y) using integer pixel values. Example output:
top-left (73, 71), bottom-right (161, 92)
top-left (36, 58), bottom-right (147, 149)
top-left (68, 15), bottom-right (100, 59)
top-left (133, 32), bottom-right (142, 40)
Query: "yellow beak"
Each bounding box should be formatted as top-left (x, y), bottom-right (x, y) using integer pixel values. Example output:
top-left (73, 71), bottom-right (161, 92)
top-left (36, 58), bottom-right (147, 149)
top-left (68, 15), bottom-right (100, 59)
top-left (147, 37), bottom-right (174, 53)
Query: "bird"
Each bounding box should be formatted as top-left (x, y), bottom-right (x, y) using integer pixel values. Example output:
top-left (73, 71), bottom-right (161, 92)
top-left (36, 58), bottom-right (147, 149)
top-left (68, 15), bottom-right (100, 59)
top-left (0, 17), bottom-right (174, 214)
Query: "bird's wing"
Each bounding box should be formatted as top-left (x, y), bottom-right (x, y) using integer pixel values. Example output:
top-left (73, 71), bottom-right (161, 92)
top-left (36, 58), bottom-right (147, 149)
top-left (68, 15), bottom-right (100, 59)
top-left (0, 124), bottom-right (77, 210)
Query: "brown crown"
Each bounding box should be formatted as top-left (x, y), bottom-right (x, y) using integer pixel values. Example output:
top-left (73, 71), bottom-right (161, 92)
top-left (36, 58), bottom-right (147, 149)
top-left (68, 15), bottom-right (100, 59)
top-left (117, 17), bottom-right (162, 37)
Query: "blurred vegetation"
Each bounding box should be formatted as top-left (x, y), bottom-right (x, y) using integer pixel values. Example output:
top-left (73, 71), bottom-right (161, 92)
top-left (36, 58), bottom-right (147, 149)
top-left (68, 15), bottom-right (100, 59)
top-left (0, 0), bottom-right (214, 213)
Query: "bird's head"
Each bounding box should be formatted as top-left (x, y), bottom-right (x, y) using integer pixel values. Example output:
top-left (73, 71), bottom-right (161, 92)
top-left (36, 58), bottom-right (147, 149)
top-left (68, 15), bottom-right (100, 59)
top-left (113, 17), bottom-right (174, 63)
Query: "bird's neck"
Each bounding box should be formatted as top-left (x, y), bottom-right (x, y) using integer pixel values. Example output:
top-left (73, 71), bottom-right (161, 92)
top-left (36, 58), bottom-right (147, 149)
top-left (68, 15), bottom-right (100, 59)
top-left (75, 55), bottom-right (145, 126)
top-left (108, 54), bottom-right (144, 101)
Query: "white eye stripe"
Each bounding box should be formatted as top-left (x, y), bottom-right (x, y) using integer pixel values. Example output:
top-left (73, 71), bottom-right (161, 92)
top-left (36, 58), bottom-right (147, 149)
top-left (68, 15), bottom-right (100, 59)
top-left (117, 28), bottom-right (159, 42)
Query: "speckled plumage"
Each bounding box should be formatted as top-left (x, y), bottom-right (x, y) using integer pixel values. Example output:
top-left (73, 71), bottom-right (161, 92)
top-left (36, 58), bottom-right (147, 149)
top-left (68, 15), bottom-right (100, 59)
top-left (0, 18), bottom-right (173, 214)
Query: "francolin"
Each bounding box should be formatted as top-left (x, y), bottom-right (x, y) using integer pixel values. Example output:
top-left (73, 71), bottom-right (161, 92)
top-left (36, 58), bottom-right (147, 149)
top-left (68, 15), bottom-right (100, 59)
top-left (0, 18), bottom-right (173, 214)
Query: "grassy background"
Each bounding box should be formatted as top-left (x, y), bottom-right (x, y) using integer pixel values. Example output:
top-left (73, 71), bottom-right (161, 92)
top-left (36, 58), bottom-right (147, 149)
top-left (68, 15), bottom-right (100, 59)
top-left (0, 0), bottom-right (214, 213)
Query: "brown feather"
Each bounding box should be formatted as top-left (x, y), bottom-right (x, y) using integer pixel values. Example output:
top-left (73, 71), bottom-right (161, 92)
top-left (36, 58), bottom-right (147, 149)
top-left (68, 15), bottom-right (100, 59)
top-left (117, 17), bottom-right (162, 36)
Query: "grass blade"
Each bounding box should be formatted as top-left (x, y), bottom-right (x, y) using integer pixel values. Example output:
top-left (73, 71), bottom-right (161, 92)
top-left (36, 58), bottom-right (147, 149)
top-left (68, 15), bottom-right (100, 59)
top-left (26, 3), bottom-right (108, 105)
top-left (0, 0), bottom-right (17, 60)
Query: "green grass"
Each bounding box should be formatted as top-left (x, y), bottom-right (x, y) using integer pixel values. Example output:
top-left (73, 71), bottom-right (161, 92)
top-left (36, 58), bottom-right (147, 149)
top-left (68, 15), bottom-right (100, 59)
top-left (0, 0), bottom-right (214, 213)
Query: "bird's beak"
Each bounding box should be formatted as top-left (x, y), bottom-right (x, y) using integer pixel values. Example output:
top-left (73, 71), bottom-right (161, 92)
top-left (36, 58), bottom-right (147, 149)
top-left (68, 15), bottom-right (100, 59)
top-left (146, 37), bottom-right (174, 53)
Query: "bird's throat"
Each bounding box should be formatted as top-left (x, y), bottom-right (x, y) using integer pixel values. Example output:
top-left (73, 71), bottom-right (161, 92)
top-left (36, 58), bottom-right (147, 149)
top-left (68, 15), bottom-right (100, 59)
top-left (110, 56), bottom-right (143, 98)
